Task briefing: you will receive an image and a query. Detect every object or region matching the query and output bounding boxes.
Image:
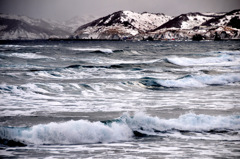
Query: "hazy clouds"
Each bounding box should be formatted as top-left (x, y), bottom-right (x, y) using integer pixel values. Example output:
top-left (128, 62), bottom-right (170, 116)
top-left (0, 0), bottom-right (239, 20)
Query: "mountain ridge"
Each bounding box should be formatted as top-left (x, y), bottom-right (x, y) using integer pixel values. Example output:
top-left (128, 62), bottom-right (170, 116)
top-left (73, 9), bottom-right (240, 40)
top-left (1, 9), bottom-right (240, 40)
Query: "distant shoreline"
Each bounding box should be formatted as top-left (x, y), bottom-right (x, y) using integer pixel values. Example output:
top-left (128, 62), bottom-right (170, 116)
top-left (0, 38), bottom-right (240, 43)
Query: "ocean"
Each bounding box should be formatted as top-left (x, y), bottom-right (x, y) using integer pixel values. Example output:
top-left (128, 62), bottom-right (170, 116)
top-left (0, 40), bottom-right (240, 158)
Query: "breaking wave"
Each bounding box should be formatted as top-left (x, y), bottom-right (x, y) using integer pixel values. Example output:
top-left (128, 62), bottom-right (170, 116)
top-left (140, 73), bottom-right (240, 88)
top-left (166, 54), bottom-right (240, 66)
top-left (0, 113), bottom-right (239, 145)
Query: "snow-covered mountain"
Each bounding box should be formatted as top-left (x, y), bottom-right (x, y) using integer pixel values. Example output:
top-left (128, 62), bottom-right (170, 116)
top-left (0, 14), bottom-right (70, 40)
top-left (73, 11), bottom-right (172, 39)
top-left (73, 9), bottom-right (240, 40)
top-left (1, 9), bottom-right (239, 41)
top-left (150, 9), bottom-right (240, 40)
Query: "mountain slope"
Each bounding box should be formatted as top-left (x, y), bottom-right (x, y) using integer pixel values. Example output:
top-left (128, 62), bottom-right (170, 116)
top-left (201, 9), bottom-right (240, 29)
top-left (0, 14), bottom-right (70, 40)
top-left (152, 12), bottom-right (223, 31)
top-left (73, 11), bottom-right (172, 39)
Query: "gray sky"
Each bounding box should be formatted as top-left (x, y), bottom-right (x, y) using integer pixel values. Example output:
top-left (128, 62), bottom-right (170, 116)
top-left (0, 0), bottom-right (239, 21)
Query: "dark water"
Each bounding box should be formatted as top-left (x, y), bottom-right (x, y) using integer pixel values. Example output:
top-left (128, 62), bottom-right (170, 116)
top-left (0, 40), bottom-right (240, 158)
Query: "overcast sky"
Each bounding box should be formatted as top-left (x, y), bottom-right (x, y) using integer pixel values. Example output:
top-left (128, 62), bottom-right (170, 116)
top-left (0, 0), bottom-right (239, 21)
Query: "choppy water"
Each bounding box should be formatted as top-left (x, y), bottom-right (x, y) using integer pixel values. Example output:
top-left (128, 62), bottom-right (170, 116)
top-left (0, 40), bottom-right (240, 158)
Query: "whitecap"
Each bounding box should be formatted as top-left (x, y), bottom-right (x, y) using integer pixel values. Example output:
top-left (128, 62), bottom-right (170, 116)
top-left (0, 120), bottom-right (133, 144)
top-left (1, 112), bottom-right (239, 145)
top-left (7, 53), bottom-right (54, 59)
top-left (194, 74), bottom-right (240, 85)
top-left (157, 77), bottom-right (205, 88)
top-left (156, 73), bottom-right (240, 88)
top-left (123, 112), bottom-right (240, 133)
top-left (166, 54), bottom-right (238, 66)
top-left (69, 48), bottom-right (113, 53)
top-left (0, 45), bottom-right (27, 48)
